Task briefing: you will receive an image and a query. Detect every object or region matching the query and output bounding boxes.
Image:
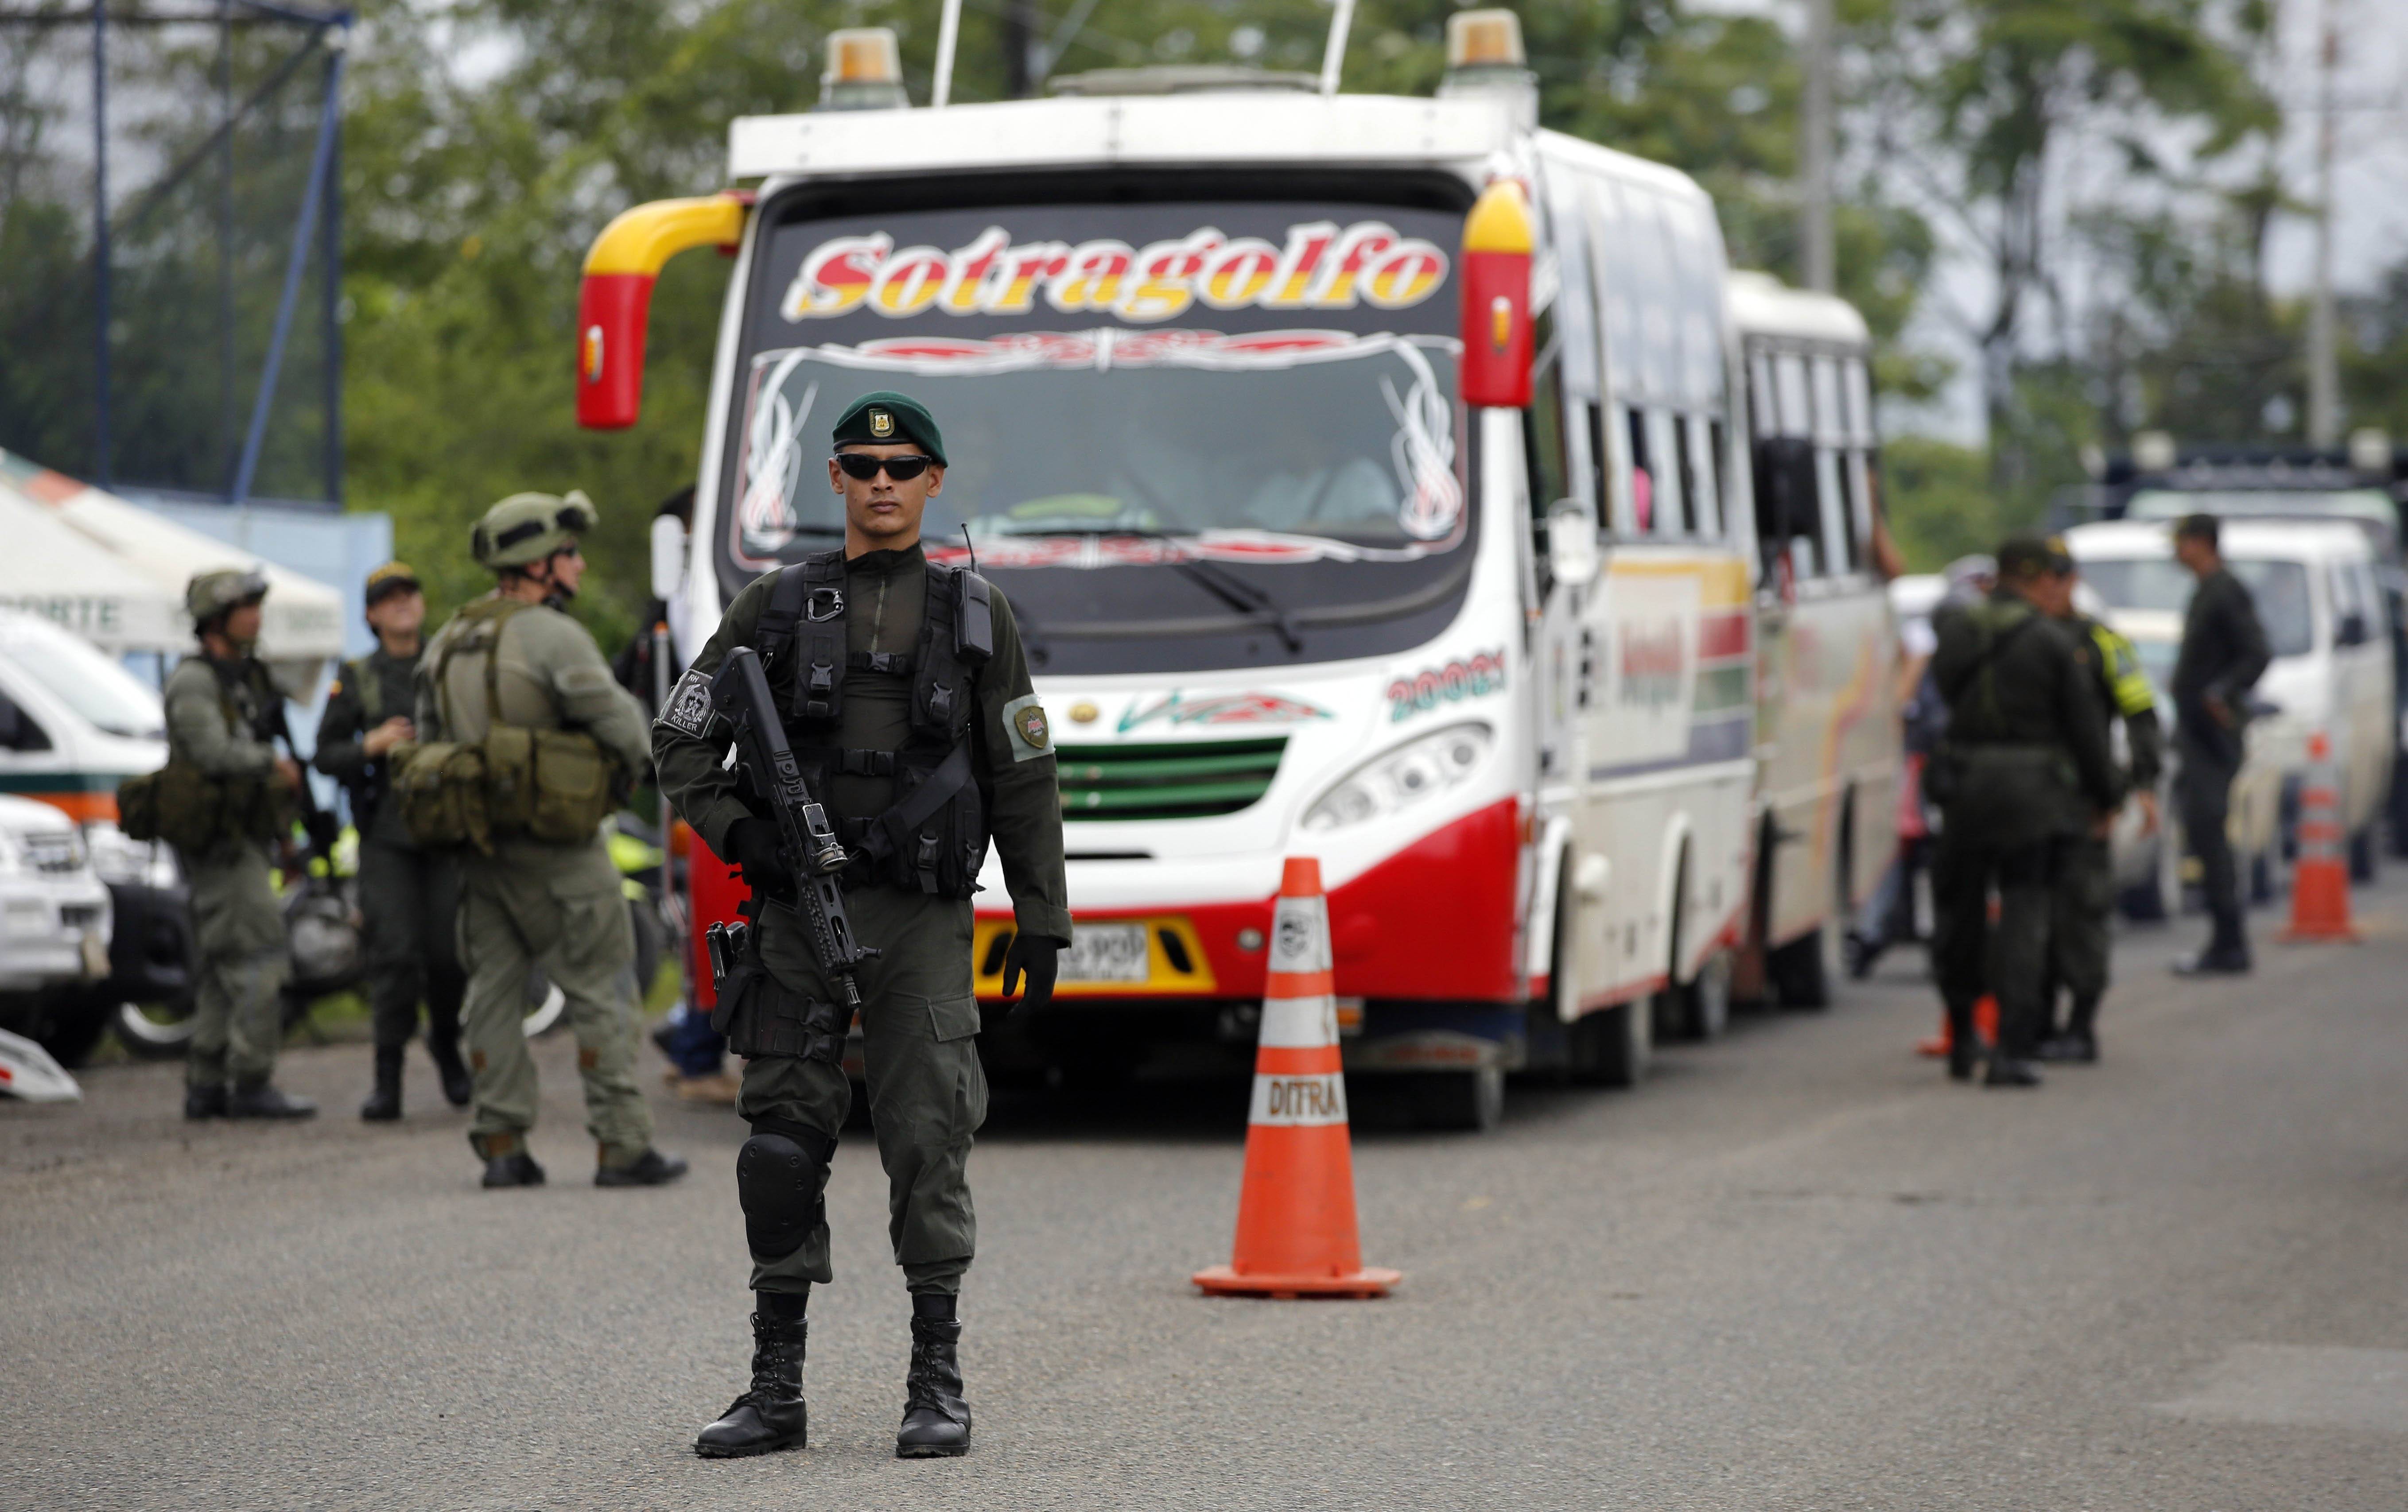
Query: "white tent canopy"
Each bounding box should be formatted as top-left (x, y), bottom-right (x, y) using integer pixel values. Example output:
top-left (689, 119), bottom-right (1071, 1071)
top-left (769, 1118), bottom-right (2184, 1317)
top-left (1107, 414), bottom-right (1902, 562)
top-left (0, 451), bottom-right (345, 692)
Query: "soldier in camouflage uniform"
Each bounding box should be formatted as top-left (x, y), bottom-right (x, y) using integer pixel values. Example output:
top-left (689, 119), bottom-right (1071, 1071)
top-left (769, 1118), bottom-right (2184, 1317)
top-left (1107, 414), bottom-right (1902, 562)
top-left (1927, 538), bottom-right (2122, 1088)
top-left (315, 561), bottom-right (471, 1119)
top-left (655, 392), bottom-right (1069, 1462)
top-left (2038, 543), bottom-right (2164, 1063)
top-left (171, 569), bottom-right (315, 1120)
top-left (416, 492), bottom-right (687, 1190)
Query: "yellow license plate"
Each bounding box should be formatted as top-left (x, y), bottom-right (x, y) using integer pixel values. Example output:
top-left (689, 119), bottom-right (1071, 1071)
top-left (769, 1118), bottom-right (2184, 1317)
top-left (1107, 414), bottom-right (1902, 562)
top-left (973, 915), bottom-right (1217, 997)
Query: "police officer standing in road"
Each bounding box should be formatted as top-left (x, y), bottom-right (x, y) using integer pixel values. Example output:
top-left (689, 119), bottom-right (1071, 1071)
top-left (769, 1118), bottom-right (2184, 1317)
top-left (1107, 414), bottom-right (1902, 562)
top-left (2036, 540), bottom-right (2163, 1063)
top-left (316, 562), bottom-right (471, 1120)
top-left (170, 569), bottom-right (315, 1120)
top-left (1928, 537), bottom-right (2122, 1087)
top-left (416, 493), bottom-right (687, 1190)
top-left (655, 392), bottom-right (1069, 1461)
top-left (2168, 513), bottom-right (2270, 975)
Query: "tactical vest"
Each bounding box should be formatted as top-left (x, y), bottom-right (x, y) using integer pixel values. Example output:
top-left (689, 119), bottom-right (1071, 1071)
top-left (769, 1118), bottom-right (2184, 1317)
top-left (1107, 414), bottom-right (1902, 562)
top-left (755, 550), bottom-right (994, 898)
top-left (393, 599), bottom-right (620, 851)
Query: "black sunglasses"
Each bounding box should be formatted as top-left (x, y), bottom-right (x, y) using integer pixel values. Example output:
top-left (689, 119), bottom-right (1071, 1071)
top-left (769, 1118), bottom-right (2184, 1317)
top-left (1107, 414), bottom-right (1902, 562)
top-left (834, 452), bottom-right (936, 482)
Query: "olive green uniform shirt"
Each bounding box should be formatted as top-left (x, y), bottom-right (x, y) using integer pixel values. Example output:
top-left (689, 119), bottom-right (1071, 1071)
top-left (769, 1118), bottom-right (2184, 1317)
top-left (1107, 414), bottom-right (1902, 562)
top-left (164, 654), bottom-right (280, 787)
top-left (313, 645), bottom-right (421, 847)
top-left (1931, 590), bottom-right (2122, 841)
top-left (654, 543), bottom-right (1071, 944)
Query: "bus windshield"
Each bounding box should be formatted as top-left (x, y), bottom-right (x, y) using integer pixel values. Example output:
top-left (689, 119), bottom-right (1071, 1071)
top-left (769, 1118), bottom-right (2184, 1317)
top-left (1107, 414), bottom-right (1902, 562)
top-left (730, 332), bottom-right (1461, 561)
top-left (719, 186), bottom-right (1475, 674)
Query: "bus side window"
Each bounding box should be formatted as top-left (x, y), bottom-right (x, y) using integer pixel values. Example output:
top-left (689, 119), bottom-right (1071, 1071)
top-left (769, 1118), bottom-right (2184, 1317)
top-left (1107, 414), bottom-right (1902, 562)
top-left (1526, 346), bottom-right (1572, 534)
top-left (1626, 407), bottom-right (1655, 532)
top-left (1646, 410), bottom-right (1688, 535)
top-left (1679, 414), bottom-right (1712, 538)
top-left (1705, 418), bottom-right (1729, 540)
top-left (1752, 434), bottom-right (1818, 581)
top-left (1585, 401), bottom-right (1609, 529)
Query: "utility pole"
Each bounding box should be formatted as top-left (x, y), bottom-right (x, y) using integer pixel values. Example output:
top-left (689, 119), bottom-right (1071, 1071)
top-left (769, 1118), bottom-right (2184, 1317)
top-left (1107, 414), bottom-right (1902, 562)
top-left (2305, 0), bottom-right (2341, 445)
top-left (1799, 0), bottom-right (1836, 293)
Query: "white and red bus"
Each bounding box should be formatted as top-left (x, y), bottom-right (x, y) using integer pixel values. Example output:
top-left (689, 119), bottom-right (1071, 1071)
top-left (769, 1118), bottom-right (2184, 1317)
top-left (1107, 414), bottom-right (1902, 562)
top-left (578, 14), bottom-right (1896, 1128)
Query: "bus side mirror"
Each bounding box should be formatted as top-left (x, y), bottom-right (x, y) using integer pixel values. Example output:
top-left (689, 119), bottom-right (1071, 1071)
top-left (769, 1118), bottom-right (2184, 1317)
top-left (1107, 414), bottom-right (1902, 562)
top-left (576, 195), bottom-right (750, 430)
top-left (1458, 179), bottom-right (1533, 410)
top-left (1546, 506), bottom-right (1597, 586)
top-left (2339, 610), bottom-right (2369, 647)
top-left (650, 514), bottom-right (689, 603)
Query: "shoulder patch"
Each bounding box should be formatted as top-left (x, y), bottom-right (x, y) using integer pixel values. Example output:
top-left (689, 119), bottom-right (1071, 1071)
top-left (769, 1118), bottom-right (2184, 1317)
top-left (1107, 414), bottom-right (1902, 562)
top-left (1001, 692), bottom-right (1052, 762)
top-left (656, 665), bottom-right (717, 739)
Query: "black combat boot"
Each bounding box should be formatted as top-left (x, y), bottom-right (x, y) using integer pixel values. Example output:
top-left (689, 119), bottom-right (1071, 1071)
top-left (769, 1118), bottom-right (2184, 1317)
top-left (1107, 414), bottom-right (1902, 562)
top-left (2039, 997), bottom-right (2099, 1063)
top-left (2174, 911), bottom-right (2252, 975)
top-left (426, 1033), bottom-right (473, 1108)
top-left (481, 1152), bottom-right (546, 1187)
top-left (227, 1081), bottom-right (318, 1119)
top-left (360, 1045), bottom-right (404, 1121)
top-left (1943, 1000), bottom-right (1980, 1082)
top-left (1982, 1055), bottom-right (2044, 1088)
top-left (695, 1295), bottom-right (809, 1458)
top-left (896, 1294), bottom-right (971, 1458)
top-left (595, 1148), bottom-right (690, 1187)
top-left (183, 1082), bottom-right (227, 1120)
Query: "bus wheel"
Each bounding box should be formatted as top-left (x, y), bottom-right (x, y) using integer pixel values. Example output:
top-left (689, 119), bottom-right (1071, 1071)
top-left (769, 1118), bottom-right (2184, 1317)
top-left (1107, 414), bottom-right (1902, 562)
top-left (1771, 825), bottom-right (1849, 1010)
top-left (1676, 949), bottom-right (1733, 1040)
top-left (1413, 1065), bottom-right (1504, 1132)
top-left (1768, 919), bottom-right (1836, 1010)
top-left (1571, 999), bottom-right (1650, 1088)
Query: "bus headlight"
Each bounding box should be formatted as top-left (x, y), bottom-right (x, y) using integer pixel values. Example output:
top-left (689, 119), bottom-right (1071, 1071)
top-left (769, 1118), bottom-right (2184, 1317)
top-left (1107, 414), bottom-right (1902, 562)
top-left (1301, 722), bottom-right (1493, 833)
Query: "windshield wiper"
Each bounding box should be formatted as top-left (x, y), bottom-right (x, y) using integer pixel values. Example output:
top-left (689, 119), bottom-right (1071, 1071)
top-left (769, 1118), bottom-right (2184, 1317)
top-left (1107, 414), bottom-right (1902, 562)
top-left (1032, 527), bottom-right (1305, 652)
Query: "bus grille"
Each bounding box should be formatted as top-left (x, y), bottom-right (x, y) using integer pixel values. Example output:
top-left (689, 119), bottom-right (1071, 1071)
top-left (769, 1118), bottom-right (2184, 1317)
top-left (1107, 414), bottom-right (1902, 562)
top-left (1055, 737), bottom-right (1287, 821)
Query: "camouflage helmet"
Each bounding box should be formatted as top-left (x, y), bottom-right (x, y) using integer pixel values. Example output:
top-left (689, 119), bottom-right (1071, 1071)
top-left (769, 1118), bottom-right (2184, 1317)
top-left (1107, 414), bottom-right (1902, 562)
top-left (471, 490), bottom-right (598, 572)
top-left (186, 567), bottom-right (269, 628)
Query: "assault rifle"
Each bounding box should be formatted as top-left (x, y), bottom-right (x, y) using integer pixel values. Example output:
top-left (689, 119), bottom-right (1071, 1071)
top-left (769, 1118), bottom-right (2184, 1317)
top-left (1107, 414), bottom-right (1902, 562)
top-left (707, 646), bottom-right (877, 1012)
top-left (241, 667), bottom-right (340, 865)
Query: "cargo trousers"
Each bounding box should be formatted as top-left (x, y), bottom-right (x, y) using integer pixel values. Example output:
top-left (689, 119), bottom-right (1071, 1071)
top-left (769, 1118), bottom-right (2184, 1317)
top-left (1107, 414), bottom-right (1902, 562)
top-left (1931, 827), bottom-right (2060, 1062)
top-left (457, 839), bottom-right (656, 1167)
top-left (2046, 834), bottom-right (2116, 1039)
top-left (359, 840), bottom-right (465, 1052)
top-left (183, 839), bottom-right (291, 1089)
top-left (737, 884), bottom-right (987, 1298)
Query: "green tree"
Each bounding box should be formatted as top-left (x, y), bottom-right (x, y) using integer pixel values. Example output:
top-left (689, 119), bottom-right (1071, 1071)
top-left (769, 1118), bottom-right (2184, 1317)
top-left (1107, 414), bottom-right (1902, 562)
top-left (1864, 0), bottom-right (2277, 503)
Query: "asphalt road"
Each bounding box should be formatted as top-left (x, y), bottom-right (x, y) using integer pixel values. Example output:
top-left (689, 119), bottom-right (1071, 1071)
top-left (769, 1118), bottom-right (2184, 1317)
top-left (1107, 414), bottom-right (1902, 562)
top-left (8, 879), bottom-right (2408, 1511)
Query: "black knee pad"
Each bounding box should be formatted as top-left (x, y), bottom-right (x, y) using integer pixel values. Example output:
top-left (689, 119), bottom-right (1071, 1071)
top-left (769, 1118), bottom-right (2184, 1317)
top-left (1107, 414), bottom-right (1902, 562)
top-left (737, 1132), bottom-right (827, 1260)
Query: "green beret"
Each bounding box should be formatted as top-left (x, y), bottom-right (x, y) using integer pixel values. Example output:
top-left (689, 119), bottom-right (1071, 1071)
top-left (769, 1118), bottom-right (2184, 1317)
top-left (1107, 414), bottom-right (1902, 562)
top-left (832, 391), bottom-right (946, 466)
top-left (1995, 535), bottom-right (2066, 578)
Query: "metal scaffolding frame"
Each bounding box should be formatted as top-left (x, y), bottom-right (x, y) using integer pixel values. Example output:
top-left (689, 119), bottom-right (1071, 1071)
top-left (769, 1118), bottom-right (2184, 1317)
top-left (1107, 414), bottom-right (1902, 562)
top-left (2, 1), bottom-right (352, 506)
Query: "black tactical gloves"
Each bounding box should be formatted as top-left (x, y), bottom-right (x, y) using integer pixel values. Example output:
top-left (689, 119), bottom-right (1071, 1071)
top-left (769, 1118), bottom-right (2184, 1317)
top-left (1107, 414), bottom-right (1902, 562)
top-left (726, 817), bottom-right (794, 895)
top-left (996, 933), bottom-right (1062, 1018)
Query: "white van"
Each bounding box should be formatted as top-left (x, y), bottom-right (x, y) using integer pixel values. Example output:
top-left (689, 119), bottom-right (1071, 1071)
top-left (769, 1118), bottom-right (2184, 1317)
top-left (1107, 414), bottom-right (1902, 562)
top-left (2067, 519), bottom-right (2394, 884)
top-left (0, 610), bottom-right (190, 1062)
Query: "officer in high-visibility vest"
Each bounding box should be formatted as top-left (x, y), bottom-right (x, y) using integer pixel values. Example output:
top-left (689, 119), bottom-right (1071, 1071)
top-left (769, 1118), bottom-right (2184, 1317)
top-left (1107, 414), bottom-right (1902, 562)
top-left (2035, 539), bottom-right (2163, 1062)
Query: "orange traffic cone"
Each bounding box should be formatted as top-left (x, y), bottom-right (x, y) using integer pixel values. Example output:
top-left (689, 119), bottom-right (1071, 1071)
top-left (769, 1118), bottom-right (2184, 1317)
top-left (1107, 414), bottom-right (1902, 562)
top-left (2282, 731), bottom-right (2358, 944)
top-left (1194, 857), bottom-right (1400, 1300)
top-left (1916, 994), bottom-right (1997, 1057)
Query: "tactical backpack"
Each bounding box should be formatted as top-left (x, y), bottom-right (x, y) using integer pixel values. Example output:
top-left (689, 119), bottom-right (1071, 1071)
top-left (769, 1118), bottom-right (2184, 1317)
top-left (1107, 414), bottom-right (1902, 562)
top-left (118, 663), bottom-right (284, 853)
top-left (753, 550), bottom-right (994, 898)
top-left (396, 599), bottom-right (621, 851)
